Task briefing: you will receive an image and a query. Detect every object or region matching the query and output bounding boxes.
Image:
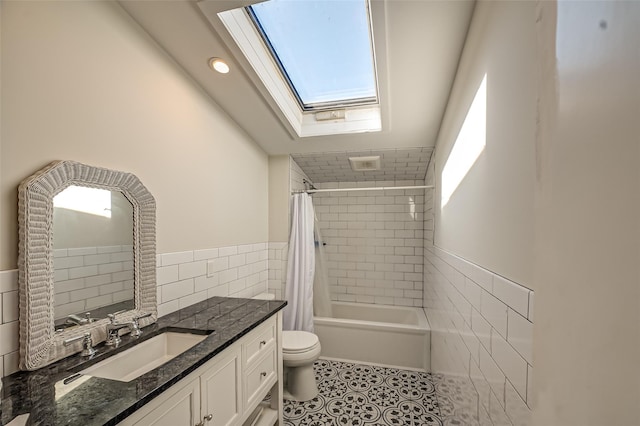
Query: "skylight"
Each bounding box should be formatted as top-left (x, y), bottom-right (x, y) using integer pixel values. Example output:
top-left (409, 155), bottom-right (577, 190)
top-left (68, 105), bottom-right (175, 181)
top-left (247, 0), bottom-right (378, 111)
top-left (214, 0), bottom-right (383, 137)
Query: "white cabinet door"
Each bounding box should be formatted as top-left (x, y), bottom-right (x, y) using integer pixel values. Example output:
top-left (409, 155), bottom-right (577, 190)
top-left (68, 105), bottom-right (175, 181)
top-left (132, 377), bottom-right (200, 426)
top-left (200, 347), bottom-right (242, 426)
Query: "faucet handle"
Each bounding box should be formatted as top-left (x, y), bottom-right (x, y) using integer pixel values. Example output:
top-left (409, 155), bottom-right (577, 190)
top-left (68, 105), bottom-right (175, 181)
top-left (105, 323), bottom-right (127, 346)
top-left (64, 332), bottom-right (97, 357)
top-left (107, 310), bottom-right (127, 324)
top-left (130, 312), bottom-right (153, 338)
top-left (64, 333), bottom-right (86, 346)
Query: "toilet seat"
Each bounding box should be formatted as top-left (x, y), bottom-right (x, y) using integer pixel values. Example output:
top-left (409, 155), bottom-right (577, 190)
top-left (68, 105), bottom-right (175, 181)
top-left (283, 331), bottom-right (319, 354)
top-left (282, 331), bottom-right (322, 367)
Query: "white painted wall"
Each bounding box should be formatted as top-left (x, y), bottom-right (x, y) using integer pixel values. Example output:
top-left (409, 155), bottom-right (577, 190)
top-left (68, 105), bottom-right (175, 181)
top-left (0, 0), bottom-right (269, 377)
top-left (428, 1), bottom-right (537, 424)
top-left (433, 0), bottom-right (536, 289)
top-left (266, 156), bottom-right (291, 301)
top-left (268, 155), bottom-right (290, 243)
top-left (0, 1), bottom-right (268, 271)
top-left (431, 0), bottom-right (640, 424)
top-left (533, 1), bottom-right (640, 424)
top-left (266, 158), bottom-right (313, 300)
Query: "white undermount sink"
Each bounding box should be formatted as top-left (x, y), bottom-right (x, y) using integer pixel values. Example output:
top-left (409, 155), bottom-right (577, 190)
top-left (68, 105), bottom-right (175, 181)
top-left (81, 332), bottom-right (207, 382)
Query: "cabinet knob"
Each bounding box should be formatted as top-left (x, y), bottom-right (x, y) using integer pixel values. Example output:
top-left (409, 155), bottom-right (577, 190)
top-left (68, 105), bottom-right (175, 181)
top-left (195, 414), bottom-right (213, 426)
top-left (259, 340), bottom-right (266, 346)
top-left (260, 371), bottom-right (267, 378)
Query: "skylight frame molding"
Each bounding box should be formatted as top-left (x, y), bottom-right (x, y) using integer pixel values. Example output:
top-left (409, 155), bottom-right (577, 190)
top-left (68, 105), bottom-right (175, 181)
top-left (216, 3), bottom-right (383, 138)
top-left (245, 1), bottom-right (380, 113)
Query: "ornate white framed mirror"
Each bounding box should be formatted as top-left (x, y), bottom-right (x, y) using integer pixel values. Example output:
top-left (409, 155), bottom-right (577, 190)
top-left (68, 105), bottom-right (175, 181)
top-left (17, 160), bottom-right (157, 370)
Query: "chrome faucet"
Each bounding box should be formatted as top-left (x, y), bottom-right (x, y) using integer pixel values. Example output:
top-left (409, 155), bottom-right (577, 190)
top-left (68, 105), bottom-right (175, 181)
top-left (105, 313), bottom-right (132, 346)
top-left (65, 312), bottom-right (95, 326)
top-left (64, 332), bottom-right (97, 357)
top-left (129, 312), bottom-right (153, 337)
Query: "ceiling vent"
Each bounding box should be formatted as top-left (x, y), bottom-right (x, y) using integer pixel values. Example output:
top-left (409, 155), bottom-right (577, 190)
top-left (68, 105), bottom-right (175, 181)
top-left (349, 156), bottom-right (381, 171)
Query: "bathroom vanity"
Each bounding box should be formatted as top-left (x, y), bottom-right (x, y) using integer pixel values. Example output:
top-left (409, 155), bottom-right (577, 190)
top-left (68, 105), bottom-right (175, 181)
top-left (3, 161), bottom-right (287, 425)
top-left (0, 296), bottom-right (286, 425)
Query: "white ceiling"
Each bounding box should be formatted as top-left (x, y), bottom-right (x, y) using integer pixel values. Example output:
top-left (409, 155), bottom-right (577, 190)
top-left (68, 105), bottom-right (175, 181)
top-left (119, 0), bottom-right (474, 156)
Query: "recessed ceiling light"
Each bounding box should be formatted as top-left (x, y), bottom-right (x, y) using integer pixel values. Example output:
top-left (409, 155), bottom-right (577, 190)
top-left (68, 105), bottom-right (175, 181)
top-left (208, 57), bottom-right (230, 74)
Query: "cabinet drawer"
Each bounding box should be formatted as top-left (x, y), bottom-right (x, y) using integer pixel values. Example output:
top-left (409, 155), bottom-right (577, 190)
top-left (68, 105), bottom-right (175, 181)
top-left (245, 347), bottom-right (276, 408)
top-left (243, 319), bottom-right (275, 366)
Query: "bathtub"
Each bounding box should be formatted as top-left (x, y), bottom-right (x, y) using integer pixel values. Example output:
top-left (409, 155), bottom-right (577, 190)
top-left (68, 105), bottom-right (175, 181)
top-left (314, 302), bottom-right (431, 370)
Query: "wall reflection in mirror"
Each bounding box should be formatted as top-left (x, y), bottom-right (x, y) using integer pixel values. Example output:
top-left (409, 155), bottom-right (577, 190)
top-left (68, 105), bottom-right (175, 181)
top-left (53, 185), bottom-right (135, 331)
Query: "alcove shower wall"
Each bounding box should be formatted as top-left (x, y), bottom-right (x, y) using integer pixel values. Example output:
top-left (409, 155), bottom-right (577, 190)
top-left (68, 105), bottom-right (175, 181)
top-left (312, 181), bottom-right (425, 307)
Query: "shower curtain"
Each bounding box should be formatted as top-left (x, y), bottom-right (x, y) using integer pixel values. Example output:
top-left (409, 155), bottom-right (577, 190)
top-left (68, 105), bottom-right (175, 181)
top-left (284, 193), bottom-right (315, 332)
top-left (313, 213), bottom-right (333, 318)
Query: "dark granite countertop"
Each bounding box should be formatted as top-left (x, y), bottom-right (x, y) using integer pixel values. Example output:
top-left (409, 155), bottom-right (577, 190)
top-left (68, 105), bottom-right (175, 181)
top-left (0, 296), bottom-right (287, 426)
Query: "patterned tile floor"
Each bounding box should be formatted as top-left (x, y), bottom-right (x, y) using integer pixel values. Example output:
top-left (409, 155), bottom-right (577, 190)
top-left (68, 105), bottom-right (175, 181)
top-left (283, 359), bottom-right (491, 426)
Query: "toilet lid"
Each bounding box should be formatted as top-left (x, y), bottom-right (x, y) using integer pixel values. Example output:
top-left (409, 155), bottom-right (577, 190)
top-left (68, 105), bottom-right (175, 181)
top-left (283, 331), bottom-right (319, 353)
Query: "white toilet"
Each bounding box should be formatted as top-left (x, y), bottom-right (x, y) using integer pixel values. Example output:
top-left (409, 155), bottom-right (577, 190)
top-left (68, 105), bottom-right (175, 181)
top-left (252, 293), bottom-right (321, 401)
top-left (282, 330), bottom-right (321, 401)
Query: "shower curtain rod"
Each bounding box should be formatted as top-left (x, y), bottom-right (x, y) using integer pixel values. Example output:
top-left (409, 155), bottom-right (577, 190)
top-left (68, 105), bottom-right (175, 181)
top-left (292, 185), bottom-right (434, 194)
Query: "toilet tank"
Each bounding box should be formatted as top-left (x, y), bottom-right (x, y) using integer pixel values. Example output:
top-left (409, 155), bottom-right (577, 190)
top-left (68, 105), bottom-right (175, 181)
top-left (252, 292), bottom-right (276, 301)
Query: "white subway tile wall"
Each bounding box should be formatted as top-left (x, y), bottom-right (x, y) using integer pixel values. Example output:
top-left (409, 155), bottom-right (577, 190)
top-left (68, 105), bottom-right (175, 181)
top-left (291, 148), bottom-right (433, 183)
top-left (313, 180), bottom-right (425, 307)
top-left (424, 153), bottom-right (435, 245)
top-left (0, 270), bottom-right (20, 377)
top-left (268, 242), bottom-right (288, 299)
top-left (0, 242), bottom-right (271, 378)
top-left (424, 245), bottom-right (534, 425)
top-left (53, 245), bottom-right (134, 321)
top-left (422, 151), bottom-right (532, 425)
top-left (157, 243), bottom-right (269, 317)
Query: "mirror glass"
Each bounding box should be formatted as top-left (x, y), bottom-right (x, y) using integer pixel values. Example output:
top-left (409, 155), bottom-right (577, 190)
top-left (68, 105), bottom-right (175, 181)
top-left (52, 185), bottom-right (135, 330)
top-left (19, 160), bottom-right (157, 370)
